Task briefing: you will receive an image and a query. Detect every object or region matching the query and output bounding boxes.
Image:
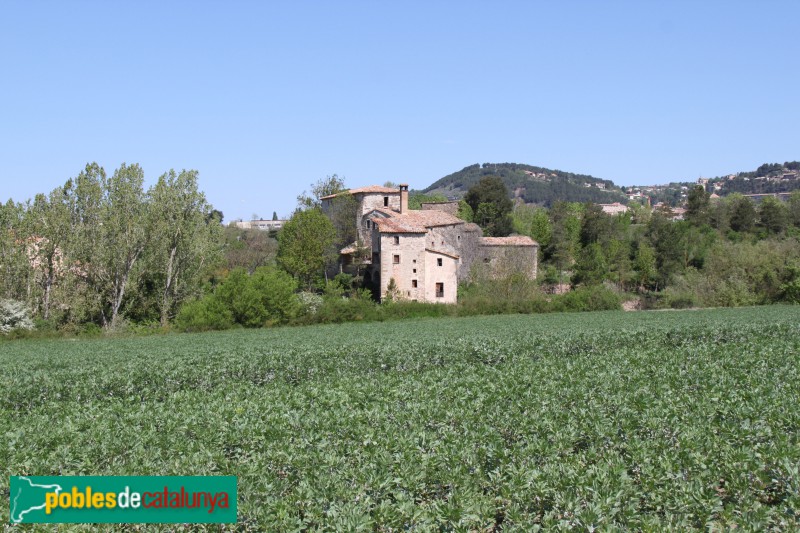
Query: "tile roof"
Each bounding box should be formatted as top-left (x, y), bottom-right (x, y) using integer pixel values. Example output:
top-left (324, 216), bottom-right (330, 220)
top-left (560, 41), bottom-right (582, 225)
top-left (480, 236), bottom-right (538, 247)
top-left (372, 210), bottom-right (465, 234)
top-left (320, 185), bottom-right (400, 200)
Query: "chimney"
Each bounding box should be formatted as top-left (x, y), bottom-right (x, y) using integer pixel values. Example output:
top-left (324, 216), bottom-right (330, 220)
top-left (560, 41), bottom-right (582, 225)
top-left (399, 183), bottom-right (409, 214)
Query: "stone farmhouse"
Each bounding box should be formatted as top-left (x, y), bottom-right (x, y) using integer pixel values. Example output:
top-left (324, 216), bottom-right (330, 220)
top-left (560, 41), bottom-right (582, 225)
top-left (321, 184), bottom-right (538, 304)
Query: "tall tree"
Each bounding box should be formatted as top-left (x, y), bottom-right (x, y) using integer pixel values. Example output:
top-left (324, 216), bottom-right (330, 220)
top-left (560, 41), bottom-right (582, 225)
top-left (729, 195), bottom-right (756, 233)
top-left (277, 208), bottom-right (336, 289)
top-left (686, 185), bottom-right (710, 226)
top-left (758, 196), bottom-right (788, 235)
top-left (100, 163), bottom-right (150, 328)
top-left (26, 185), bottom-right (73, 319)
top-left (147, 170), bottom-right (222, 326)
top-left (0, 199), bottom-right (30, 302)
top-left (464, 176), bottom-right (513, 236)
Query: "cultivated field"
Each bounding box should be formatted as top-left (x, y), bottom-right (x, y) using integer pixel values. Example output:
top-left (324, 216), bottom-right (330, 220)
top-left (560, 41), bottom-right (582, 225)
top-left (2, 307), bottom-right (799, 530)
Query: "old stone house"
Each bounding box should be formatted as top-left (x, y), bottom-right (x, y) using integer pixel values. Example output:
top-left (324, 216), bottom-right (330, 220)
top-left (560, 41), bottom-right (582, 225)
top-left (322, 184), bottom-right (538, 304)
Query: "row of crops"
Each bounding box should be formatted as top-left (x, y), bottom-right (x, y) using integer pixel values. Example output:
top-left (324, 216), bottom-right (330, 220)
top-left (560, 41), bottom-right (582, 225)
top-left (2, 306), bottom-right (799, 530)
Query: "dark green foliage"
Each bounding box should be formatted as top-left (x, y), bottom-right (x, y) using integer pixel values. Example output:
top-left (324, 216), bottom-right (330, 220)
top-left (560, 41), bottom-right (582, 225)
top-left (686, 185), bottom-right (710, 226)
top-left (554, 284), bottom-right (622, 311)
top-left (424, 162), bottom-right (623, 206)
top-left (464, 176), bottom-right (513, 237)
top-left (729, 196), bottom-right (757, 233)
top-left (277, 208), bottom-right (337, 289)
top-left (174, 295), bottom-right (234, 332)
top-left (758, 196), bottom-right (788, 235)
top-left (177, 267), bottom-right (299, 331)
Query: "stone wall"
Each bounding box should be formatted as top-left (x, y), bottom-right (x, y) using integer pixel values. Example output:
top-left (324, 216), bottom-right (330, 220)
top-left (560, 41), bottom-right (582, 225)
top-left (420, 201), bottom-right (460, 216)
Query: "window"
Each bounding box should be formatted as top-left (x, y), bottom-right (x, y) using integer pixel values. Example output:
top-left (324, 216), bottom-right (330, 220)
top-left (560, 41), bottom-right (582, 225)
top-left (437, 258), bottom-right (443, 267)
top-left (365, 220), bottom-right (370, 229)
top-left (393, 254), bottom-right (400, 264)
top-left (412, 280), bottom-right (418, 288)
top-left (384, 196), bottom-right (389, 207)
top-left (412, 268), bottom-right (416, 273)
top-left (393, 235), bottom-right (399, 245)
top-left (412, 259), bottom-right (416, 264)
top-left (435, 283), bottom-right (444, 298)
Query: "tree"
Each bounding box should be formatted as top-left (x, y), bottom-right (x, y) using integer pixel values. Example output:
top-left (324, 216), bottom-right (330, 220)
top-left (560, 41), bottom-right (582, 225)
top-left (789, 191), bottom-right (800, 229)
top-left (686, 186), bottom-right (710, 226)
top-left (272, 211), bottom-right (278, 221)
top-left (326, 192), bottom-right (359, 249)
top-left (758, 196), bottom-right (788, 235)
top-left (147, 170), bottom-right (223, 326)
top-left (464, 176), bottom-right (513, 236)
top-left (98, 163), bottom-right (151, 328)
top-left (579, 202), bottom-right (613, 247)
top-left (729, 195), bottom-right (756, 233)
top-left (633, 242), bottom-right (657, 292)
top-left (0, 199), bottom-right (31, 301)
top-left (297, 174), bottom-right (347, 210)
top-left (572, 243), bottom-right (608, 287)
top-left (277, 208), bottom-right (336, 289)
top-left (26, 185), bottom-right (72, 319)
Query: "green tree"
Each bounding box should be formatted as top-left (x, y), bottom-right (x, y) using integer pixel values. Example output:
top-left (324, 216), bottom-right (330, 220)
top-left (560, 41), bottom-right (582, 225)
top-left (277, 208), bottom-right (337, 289)
top-left (26, 185), bottom-right (73, 319)
top-left (758, 196), bottom-right (788, 235)
top-left (272, 211), bottom-right (278, 221)
top-left (464, 176), bottom-right (513, 236)
top-left (728, 195), bottom-right (756, 233)
top-left (147, 169), bottom-right (223, 326)
top-left (686, 185), bottom-right (710, 226)
top-left (788, 191), bottom-right (800, 228)
top-left (297, 174), bottom-right (347, 210)
top-left (572, 243), bottom-right (608, 287)
top-left (579, 202), bottom-right (613, 247)
top-left (633, 242), bottom-right (657, 292)
top-left (0, 199), bottom-right (31, 302)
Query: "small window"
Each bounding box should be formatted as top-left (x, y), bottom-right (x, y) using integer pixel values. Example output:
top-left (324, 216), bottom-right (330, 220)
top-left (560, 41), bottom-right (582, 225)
top-left (393, 254), bottom-right (400, 264)
top-left (437, 258), bottom-right (443, 267)
top-left (412, 259), bottom-right (416, 264)
top-left (384, 196), bottom-right (389, 207)
top-left (435, 282), bottom-right (444, 298)
top-left (412, 280), bottom-right (418, 288)
top-left (393, 235), bottom-right (399, 245)
top-left (412, 268), bottom-right (416, 273)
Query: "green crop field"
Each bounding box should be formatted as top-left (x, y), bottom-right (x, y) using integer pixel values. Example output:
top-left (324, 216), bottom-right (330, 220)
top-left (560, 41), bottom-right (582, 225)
top-left (2, 306), bottom-right (800, 530)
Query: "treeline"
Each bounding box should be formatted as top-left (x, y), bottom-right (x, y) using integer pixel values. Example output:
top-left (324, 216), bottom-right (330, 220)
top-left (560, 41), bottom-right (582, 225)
top-left (511, 187), bottom-right (800, 308)
top-left (0, 163), bottom-right (222, 332)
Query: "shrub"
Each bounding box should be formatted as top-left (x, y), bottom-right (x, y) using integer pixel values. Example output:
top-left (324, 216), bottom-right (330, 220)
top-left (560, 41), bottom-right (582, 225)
top-left (555, 285), bottom-right (622, 312)
top-left (0, 299), bottom-right (35, 335)
top-left (175, 296), bottom-right (234, 332)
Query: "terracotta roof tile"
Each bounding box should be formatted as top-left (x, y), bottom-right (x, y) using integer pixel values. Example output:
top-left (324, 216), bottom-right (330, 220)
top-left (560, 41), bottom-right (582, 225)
top-left (481, 236), bottom-right (538, 246)
top-left (372, 209), bottom-right (465, 234)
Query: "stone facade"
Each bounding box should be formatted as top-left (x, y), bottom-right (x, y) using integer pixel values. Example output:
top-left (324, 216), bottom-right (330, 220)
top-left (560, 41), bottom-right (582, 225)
top-left (325, 184), bottom-right (538, 304)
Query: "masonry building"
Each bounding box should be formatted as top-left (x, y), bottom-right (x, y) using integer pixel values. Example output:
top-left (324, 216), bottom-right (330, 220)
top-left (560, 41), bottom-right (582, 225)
top-left (322, 184), bottom-right (538, 304)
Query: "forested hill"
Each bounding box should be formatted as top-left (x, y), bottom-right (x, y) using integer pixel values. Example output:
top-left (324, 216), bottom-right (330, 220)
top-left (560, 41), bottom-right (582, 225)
top-left (422, 163), bottom-right (625, 207)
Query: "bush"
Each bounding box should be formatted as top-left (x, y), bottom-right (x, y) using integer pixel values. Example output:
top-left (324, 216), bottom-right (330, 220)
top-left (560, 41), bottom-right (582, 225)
top-left (175, 296), bottom-right (234, 332)
top-left (554, 285), bottom-right (622, 312)
top-left (0, 299), bottom-right (34, 335)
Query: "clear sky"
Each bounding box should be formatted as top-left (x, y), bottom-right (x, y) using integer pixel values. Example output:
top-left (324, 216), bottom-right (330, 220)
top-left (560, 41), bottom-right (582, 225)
top-left (2, 1), bottom-right (798, 221)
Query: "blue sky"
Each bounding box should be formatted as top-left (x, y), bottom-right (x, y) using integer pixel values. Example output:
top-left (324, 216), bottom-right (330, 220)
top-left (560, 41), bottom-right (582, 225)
top-left (1, 1), bottom-right (798, 221)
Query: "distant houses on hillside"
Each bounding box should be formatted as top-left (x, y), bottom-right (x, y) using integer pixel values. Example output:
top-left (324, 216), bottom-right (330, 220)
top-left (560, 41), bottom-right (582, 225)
top-left (231, 219), bottom-right (286, 231)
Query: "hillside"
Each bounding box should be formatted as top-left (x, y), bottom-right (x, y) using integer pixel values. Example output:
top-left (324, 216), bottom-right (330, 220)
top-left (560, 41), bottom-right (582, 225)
top-left (422, 163), bottom-right (625, 207)
top-left (630, 160), bottom-right (800, 206)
